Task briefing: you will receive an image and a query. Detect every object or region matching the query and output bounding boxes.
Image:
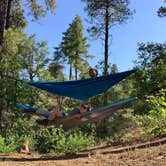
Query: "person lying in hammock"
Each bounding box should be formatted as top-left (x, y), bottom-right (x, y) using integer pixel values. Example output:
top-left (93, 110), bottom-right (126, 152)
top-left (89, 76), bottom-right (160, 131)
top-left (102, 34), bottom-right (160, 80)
top-left (36, 103), bottom-right (91, 125)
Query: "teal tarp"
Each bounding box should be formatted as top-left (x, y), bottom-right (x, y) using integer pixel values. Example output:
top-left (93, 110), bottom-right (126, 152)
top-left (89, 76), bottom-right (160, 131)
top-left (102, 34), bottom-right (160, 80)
top-left (27, 69), bottom-right (137, 100)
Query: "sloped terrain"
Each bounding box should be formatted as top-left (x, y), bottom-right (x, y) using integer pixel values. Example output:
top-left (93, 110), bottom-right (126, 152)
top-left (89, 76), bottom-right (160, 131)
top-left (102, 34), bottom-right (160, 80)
top-left (0, 137), bottom-right (165, 166)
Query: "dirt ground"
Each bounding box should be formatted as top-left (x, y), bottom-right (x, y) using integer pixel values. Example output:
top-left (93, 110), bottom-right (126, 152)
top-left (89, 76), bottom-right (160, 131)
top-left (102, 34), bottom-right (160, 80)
top-left (0, 137), bottom-right (165, 166)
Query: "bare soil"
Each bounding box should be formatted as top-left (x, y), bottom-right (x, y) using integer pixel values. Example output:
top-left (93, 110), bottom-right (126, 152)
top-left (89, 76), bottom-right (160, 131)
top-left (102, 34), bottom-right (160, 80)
top-left (0, 137), bottom-right (165, 166)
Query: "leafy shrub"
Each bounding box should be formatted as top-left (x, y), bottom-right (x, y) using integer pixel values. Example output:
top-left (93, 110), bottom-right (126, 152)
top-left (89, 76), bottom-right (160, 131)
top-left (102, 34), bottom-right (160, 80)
top-left (55, 130), bottom-right (95, 154)
top-left (121, 133), bottom-right (133, 142)
top-left (35, 127), bottom-right (95, 153)
top-left (0, 135), bottom-right (17, 153)
top-left (104, 110), bottom-right (136, 139)
top-left (140, 89), bottom-right (166, 136)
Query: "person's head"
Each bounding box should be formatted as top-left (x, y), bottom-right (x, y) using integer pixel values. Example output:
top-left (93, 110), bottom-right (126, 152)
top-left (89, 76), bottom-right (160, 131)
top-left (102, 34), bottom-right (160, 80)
top-left (80, 103), bottom-right (90, 113)
top-left (89, 68), bottom-right (98, 77)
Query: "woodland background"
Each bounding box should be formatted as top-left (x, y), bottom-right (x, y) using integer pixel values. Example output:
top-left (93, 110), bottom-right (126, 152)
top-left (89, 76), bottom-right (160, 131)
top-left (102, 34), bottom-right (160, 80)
top-left (0, 0), bottom-right (165, 154)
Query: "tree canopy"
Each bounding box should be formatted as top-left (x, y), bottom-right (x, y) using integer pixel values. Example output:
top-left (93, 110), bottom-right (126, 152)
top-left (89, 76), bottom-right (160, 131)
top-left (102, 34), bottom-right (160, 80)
top-left (53, 15), bottom-right (93, 80)
top-left (82, 0), bottom-right (133, 75)
top-left (158, 0), bottom-right (166, 17)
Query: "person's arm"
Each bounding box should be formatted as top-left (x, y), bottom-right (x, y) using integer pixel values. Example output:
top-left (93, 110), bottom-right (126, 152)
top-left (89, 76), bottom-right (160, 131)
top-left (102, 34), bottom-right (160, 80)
top-left (65, 113), bottom-right (82, 120)
top-left (48, 111), bottom-right (61, 121)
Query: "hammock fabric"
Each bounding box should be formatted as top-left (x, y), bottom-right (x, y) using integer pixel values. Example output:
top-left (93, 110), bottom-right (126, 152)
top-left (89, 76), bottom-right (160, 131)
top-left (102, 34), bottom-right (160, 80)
top-left (27, 69), bottom-right (137, 100)
top-left (16, 102), bottom-right (51, 118)
top-left (16, 97), bottom-right (138, 130)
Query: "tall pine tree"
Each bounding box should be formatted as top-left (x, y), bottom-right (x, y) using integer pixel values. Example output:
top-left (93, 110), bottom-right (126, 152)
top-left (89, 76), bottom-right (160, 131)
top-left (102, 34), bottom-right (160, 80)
top-left (82, 0), bottom-right (133, 75)
top-left (54, 15), bottom-right (93, 80)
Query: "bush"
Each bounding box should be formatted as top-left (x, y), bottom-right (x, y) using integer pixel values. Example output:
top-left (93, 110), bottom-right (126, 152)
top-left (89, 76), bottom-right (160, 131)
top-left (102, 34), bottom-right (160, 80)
top-left (0, 135), bottom-right (17, 153)
top-left (56, 130), bottom-right (95, 154)
top-left (35, 127), bottom-right (95, 154)
top-left (140, 89), bottom-right (166, 136)
top-left (104, 109), bottom-right (136, 140)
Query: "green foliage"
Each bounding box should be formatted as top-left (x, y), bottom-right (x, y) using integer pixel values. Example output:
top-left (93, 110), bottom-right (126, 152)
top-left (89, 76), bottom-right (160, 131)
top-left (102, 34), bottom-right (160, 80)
top-left (121, 133), bottom-right (134, 143)
top-left (106, 110), bottom-right (135, 139)
top-left (0, 0), bottom-right (56, 60)
top-left (158, 1), bottom-right (166, 17)
top-left (135, 42), bottom-right (166, 92)
top-left (35, 127), bottom-right (95, 153)
top-left (1, 0), bottom-right (165, 155)
top-left (82, 0), bottom-right (133, 74)
top-left (0, 136), bottom-right (17, 153)
top-left (0, 29), bottom-right (26, 130)
top-left (82, 0), bottom-right (133, 37)
top-left (19, 34), bottom-right (50, 81)
top-left (48, 62), bottom-right (64, 80)
top-left (140, 89), bottom-right (166, 136)
top-left (0, 28), bottom-right (51, 130)
top-left (134, 42), bottom-right (166, 114)
top-left (111, 64), bottom-right (118, 74)
top-left (0, 28), bottom-right (53, 149)
top-left (53, 15), bottom-right (92, 80)
top-left (0, 0), bottom-right (56, 29)
top-left (1, 115), bottom-right (38, 152)
top-left (25, 0), bottom-right (56, 21)
top-left (158, 6), bottom-right (166, 17)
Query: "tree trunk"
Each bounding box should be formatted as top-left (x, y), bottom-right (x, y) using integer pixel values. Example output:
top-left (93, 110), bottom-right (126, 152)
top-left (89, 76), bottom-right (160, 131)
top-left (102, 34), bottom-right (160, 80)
top-left (0, 0), bottom-right (6, 59)
top-left (5, 0), bottom-right (14, 29)
top-left (69, 64), bottom-right (72, 80)
top-left (104, 0), bottom-right (109, 76)
top-left (74, 65), bottom-right (77, 80)
top-left (29, 70), bottom-right (35, 106)
top-left (74, 57), bottom-right (78, 80)
top-left (0, 0), bottom-right (7, 130)
top-left (0, 75), bottom-right (4, 130)
top-left (103, 0), bottom-right (110, 105)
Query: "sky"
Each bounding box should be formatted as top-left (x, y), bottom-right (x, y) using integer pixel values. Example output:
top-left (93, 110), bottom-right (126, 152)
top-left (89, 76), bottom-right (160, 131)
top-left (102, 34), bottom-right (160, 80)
top-left (25, 0), bottom-right (166, 72)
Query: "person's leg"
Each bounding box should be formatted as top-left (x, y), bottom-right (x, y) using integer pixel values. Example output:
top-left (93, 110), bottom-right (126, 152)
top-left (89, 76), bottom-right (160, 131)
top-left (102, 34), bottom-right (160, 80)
top-left (48, 111), bottom-right (61, 121)
top-left (24, 109), bottom-right (51, 118)
top-left (36, 118), bottom-right (49, 125)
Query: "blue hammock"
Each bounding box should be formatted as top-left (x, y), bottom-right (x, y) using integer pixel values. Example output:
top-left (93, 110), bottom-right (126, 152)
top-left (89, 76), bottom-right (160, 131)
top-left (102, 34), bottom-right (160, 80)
top-left (16, 102), bottom-right (51, 118)
top-left (16, 97), bottom-right (138, 130)
top-left (27, 69), bottom-right (137, 100)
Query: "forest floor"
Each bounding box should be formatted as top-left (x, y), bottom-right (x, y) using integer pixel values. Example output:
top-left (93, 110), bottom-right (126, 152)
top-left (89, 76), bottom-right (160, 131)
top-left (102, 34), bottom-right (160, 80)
top-left (0, 135), bottom-right (165, 166)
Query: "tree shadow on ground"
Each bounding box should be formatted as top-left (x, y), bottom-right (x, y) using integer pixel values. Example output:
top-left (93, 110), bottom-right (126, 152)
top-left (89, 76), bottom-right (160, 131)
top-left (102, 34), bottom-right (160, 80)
top-left (0, 153), bottom-right (88, 162)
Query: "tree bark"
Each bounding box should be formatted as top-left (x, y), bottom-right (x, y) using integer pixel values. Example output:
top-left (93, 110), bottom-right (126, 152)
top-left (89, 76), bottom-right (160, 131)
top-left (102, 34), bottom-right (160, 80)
top-left (0, 0), bottom-right (7, 130)
top-left (104, 0), bottom-right (109, 76)
top-left (103, 0), bottom-right (110, 105)
top-left (0, 0), bottom-right (6, 59)
top-left (69, 64), bottom-right (72, 80)
top-left (74, 56), bottom-right (78, 80)
top-left (5, 0), bottom-right (14, 29)
top-left (74, 65), bottom-right (77, 80)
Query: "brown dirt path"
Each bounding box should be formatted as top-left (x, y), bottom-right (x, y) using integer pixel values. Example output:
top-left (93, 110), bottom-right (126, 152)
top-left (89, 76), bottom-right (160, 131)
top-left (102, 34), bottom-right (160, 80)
top-left (0, 138), bottom-right (165, 166)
